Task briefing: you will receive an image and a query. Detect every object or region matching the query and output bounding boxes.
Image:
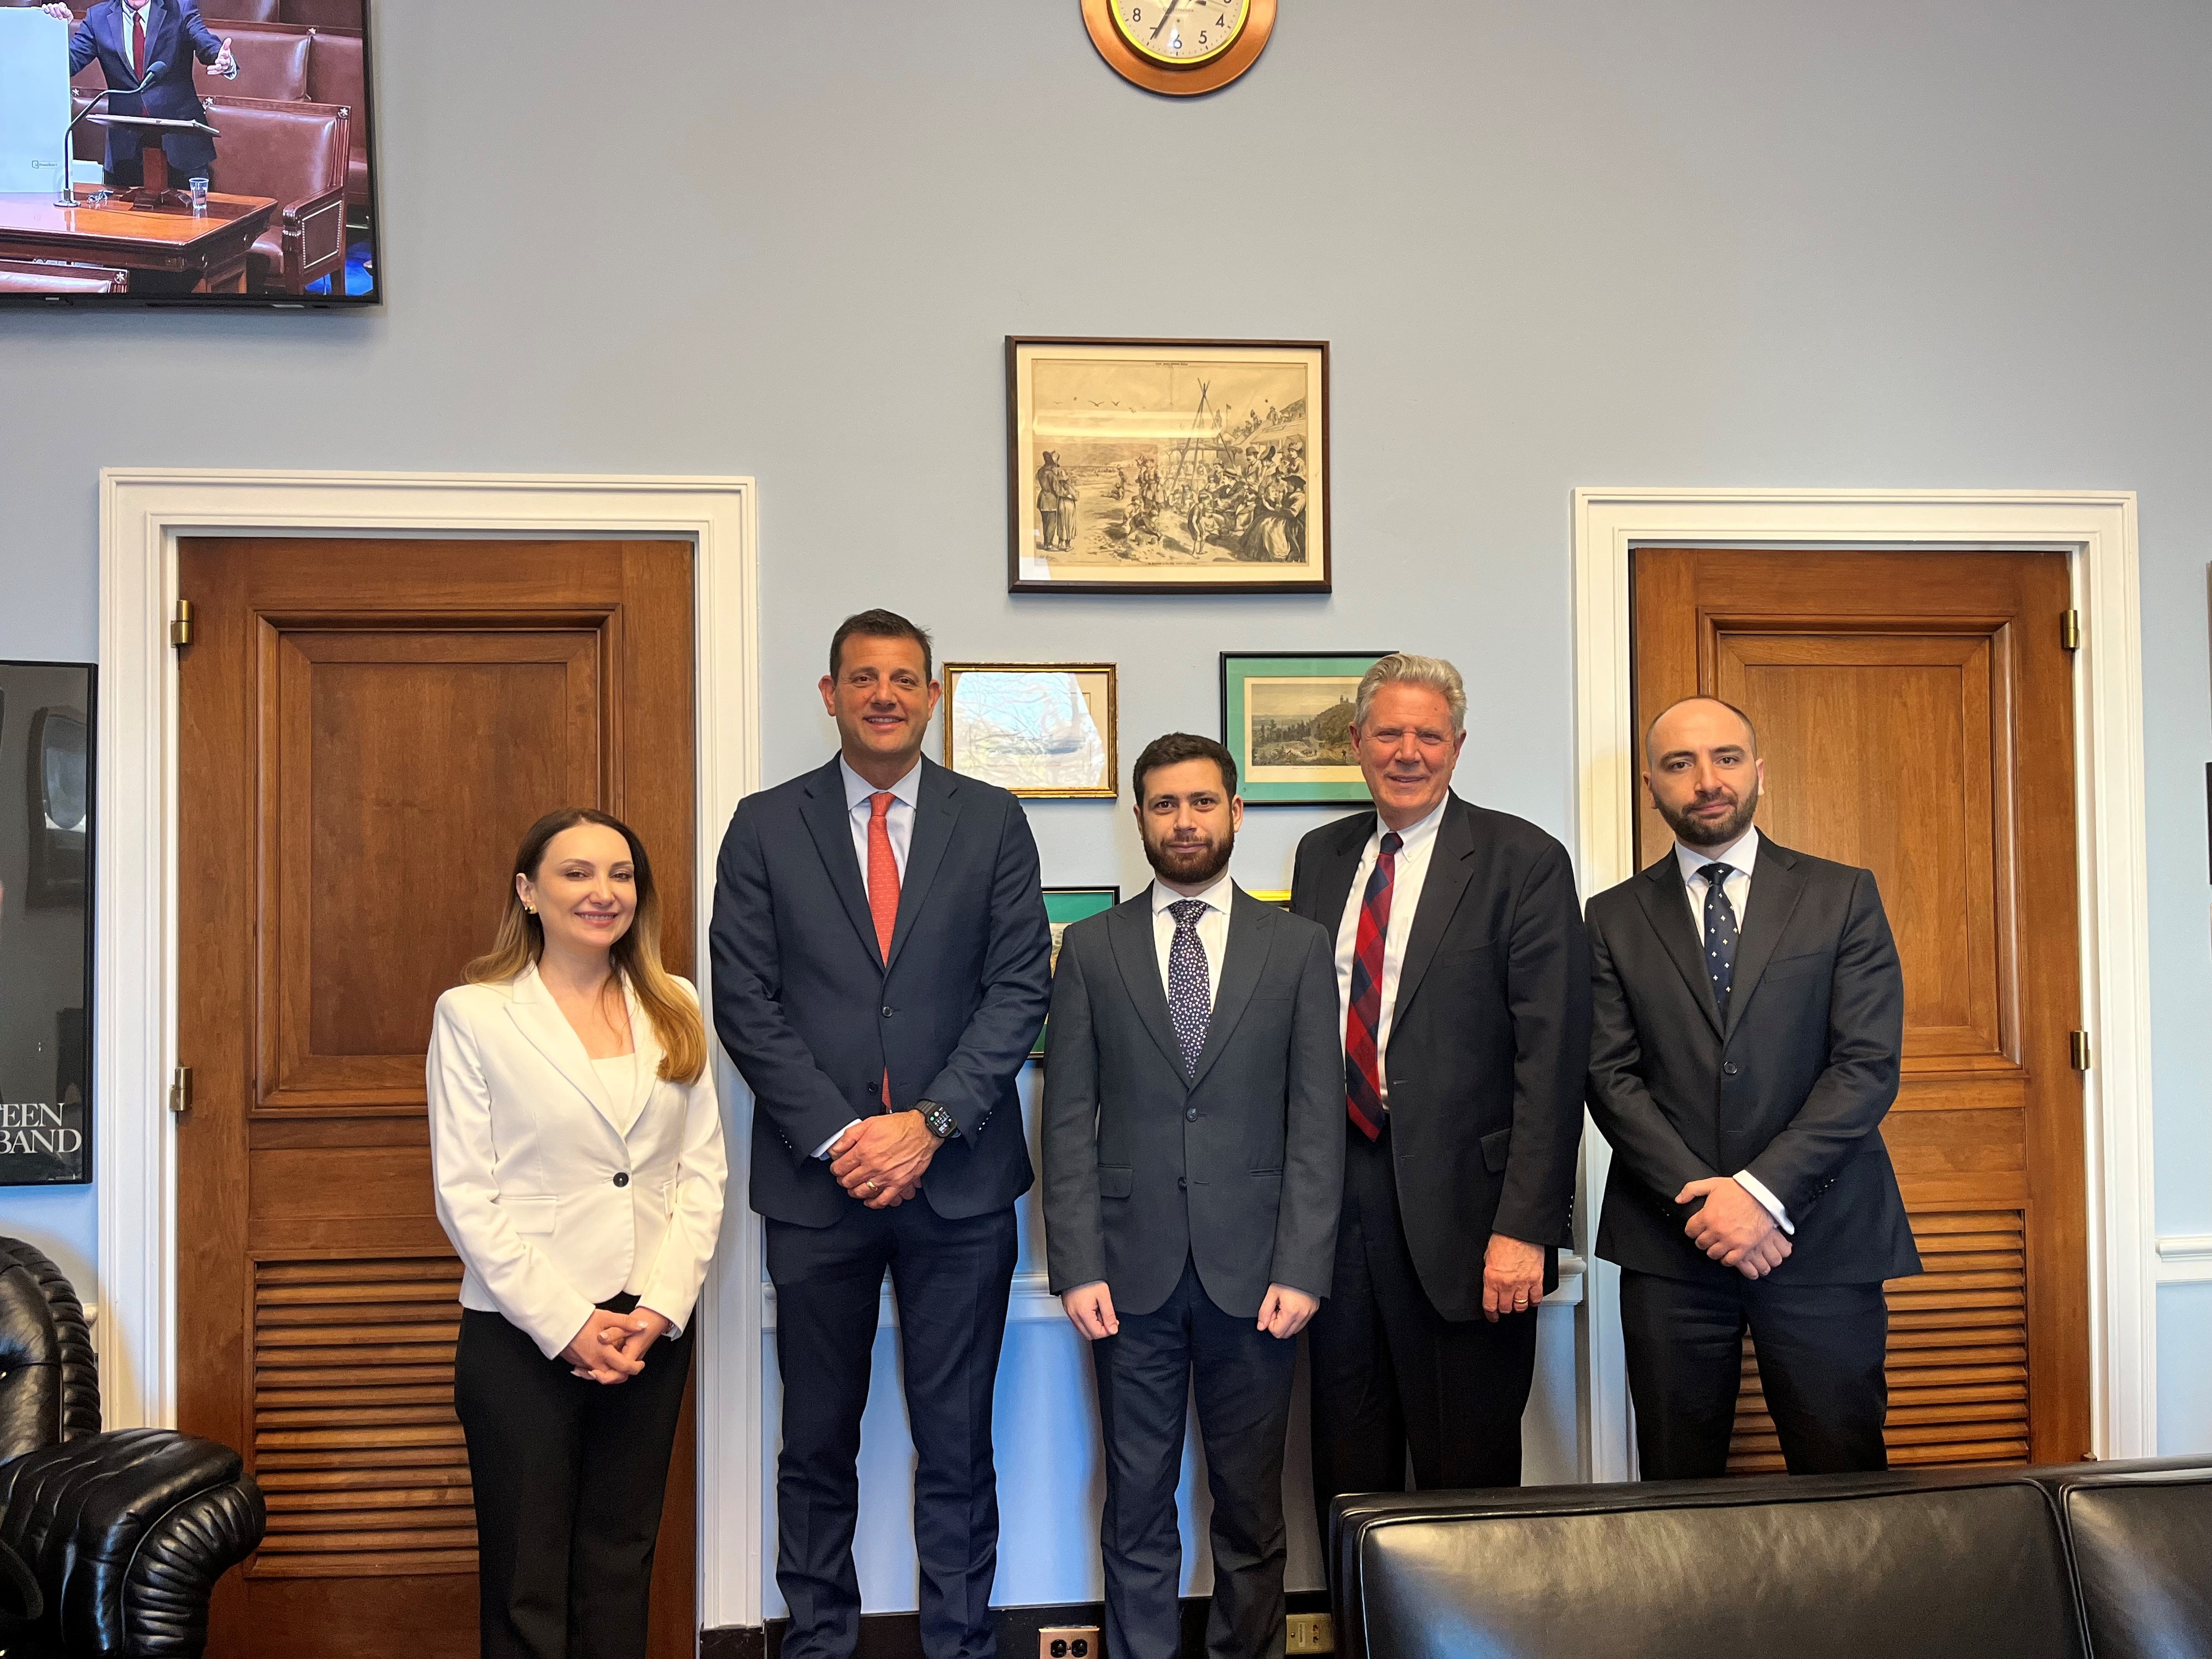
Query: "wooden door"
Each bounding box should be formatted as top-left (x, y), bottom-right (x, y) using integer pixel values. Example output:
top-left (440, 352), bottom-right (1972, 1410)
top-left (1632, 546), bottom-right (2090, 1470)
top-left (177, 538), bottom-right (698, 1658)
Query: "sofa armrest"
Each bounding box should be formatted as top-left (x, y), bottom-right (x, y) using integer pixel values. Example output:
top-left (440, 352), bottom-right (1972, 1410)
top-left (0, 1427), bottom-right (264, 1657)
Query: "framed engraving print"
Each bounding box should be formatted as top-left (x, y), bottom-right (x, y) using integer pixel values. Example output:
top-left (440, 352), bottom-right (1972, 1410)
top-left (942, 663), bottom-right (1119, 797)
top-left (1034, 885), bottom-right (1122, 1058)
top-left (0, 662), bottom-right (93, 1185)
top-left (1008, 337), bottom-right (1330, 594)
top-left (1221, 650), bottom-right (1390, 805)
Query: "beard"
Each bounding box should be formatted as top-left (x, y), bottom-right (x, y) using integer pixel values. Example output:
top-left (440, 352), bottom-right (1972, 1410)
top-left (1143, 826), bottom-right (1234, 888)
top-left (1657, 777), bottom-right (1760, 849)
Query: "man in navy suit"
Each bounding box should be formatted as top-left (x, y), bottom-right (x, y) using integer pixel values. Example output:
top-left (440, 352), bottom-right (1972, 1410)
top-left (43, 0), bottom-right (235, 187)
top-left (713, 609), bottom-right (1052, 1659)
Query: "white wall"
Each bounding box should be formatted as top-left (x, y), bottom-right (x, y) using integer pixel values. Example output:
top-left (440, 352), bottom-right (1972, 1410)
top-left (3, 0), bottom-right (2210, 1621)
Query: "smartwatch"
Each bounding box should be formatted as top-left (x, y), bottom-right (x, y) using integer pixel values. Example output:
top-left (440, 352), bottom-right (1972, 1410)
top-left (917, 1099), bottom-right (958, 1142)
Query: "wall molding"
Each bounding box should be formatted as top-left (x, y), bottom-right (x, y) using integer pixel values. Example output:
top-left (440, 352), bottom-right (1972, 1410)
top-left (94, 468), bottom-right (765, 1625)
top-left (2155, 1236), bottom-right (2212, 1285)
top-left (1570, 486), bottom-right (2154, 1477)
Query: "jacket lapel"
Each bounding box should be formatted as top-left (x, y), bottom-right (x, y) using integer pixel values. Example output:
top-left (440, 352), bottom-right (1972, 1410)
top-left (884, 759), bottom-right (956, 975)
top-left (1722, 837), bottom-right (1807, 1039)
top-left (616, 979), bottom-right (663, 1138)
top-left (1634, 855), bottom-right (1724, 1039)
top-left (798, 756), bottom-right (884, 966)
top-left (1188, 888), bottom-right (1271, 1091)
top-left (1390, 795), bottom-right (1476, 1029)
top-left (1301, 811), bottom-right (1371, 933)
top-left (1107, 893), bottom-right (1188, 1083)
top-left (505, 966), bottom-right (625, 1138)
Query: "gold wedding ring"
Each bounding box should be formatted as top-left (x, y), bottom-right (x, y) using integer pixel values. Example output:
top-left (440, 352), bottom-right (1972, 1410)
top-left (864, 1180), bottom-right (880, 1195)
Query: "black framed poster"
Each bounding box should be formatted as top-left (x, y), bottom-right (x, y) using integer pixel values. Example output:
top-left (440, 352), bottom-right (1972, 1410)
top-left (0, 662), bottom-right (92, 1185)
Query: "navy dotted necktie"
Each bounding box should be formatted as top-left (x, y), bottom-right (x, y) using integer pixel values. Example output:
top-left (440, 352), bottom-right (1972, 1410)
top-left (1699, 863), bottom-right (1739, 1019)
top-left (1167, 899), bottom-right (1212, 1075)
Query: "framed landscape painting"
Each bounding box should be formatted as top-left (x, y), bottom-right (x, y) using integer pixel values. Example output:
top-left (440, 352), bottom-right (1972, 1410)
top-left (1221, 651), bottom-right (1390, 805)
top-left (1034, 886), bottom-right (1121, 1058)
top-left (1008, 337), bottom-right (1330, 594)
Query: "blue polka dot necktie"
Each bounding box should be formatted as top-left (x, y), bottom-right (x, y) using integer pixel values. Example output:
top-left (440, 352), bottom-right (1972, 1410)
top-left (1167, 899), bottom-right (1212, 1076)
top-left (1699, 863), bottom-right (1739, 1020)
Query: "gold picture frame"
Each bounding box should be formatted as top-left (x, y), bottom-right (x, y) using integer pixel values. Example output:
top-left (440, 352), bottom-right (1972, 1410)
top-left (941, 663), bottom-right (1119, 798)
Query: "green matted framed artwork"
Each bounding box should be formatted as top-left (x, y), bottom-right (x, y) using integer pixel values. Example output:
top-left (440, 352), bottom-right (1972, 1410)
top-left (1220, 651), bottom-right (1391, 805)
top-left (1034, 885), bottom-right (1121, 1059)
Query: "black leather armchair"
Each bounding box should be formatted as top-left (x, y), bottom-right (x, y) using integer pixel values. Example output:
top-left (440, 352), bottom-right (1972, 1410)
top-left (0, 1238), bottom-right (263, 1659)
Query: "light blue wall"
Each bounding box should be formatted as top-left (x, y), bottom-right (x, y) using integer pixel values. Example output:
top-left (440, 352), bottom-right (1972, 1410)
top-left (3, 0), bottom-right (2209, 1614)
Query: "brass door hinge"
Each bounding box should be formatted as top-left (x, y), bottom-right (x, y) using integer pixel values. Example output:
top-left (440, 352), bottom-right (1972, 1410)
top-left (170, 600), bottom-right (194, 649)
top-left (2061, 609), bottom-right (2081, 652)
top-left (2069, 1031), bottom-right (2092, 1071)
top-left (168, 1065), bottom-right (194, 1115)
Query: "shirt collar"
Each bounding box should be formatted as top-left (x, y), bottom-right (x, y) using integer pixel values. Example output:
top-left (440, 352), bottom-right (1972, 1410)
top-left (1675, 823), bottom-right (1760, 885)
top-left (1373, 793), bottom-right (1450, 856)
top-left (1150, 870), bottom-right (1236, 917)
top-left (840, 754), bottom-right (922, 814)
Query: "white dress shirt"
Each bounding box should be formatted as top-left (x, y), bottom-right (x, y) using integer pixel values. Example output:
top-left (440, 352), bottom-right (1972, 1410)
top-left (814, 755), bottom-right (924, 1159)
top-left (1331, 795), bottom-right (1449, 1108)
top-left (1149, 870), bottom-right (1235, 1011)
top-left (1673, 826), bottom-right (1793, 1234)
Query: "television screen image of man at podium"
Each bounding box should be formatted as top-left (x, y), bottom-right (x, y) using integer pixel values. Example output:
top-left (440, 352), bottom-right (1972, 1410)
top-left (41, 0), bottom-right (236, 188)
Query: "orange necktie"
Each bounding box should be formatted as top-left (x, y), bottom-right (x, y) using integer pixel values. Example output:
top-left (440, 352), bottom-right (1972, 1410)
top-left (867, 792), bottom-right (899, 1110)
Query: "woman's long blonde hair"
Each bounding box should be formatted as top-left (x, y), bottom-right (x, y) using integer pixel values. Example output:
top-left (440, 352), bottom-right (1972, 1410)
top-left (466, 807), bottom-right (708, 1085)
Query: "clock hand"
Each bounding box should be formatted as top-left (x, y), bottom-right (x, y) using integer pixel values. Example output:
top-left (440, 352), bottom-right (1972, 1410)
top-left (1149, 0), bottom-right (1185, 41)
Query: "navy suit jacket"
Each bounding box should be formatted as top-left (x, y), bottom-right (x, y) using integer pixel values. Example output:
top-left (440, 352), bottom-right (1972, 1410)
top-left (711, 755), bottom-right (1053, 1228)
top-left (70, 0), bottom-right (224, 174)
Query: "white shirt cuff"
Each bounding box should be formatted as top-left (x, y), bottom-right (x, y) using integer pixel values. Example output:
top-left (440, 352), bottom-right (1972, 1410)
top-left (1734, 1170), bottom-right (1795, 1235)
top-left (813, 1119), bottom-right (863, 1160)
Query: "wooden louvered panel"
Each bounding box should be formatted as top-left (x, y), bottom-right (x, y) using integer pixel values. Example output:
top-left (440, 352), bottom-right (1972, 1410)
top-left (1726, 1210), bottom-right (2029, 1474)
top-left (250, 1256), bottom-right (477, 1577)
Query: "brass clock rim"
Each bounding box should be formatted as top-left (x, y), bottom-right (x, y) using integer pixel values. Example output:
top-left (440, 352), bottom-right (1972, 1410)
top-left (1080, 0), bottom-right (1277, 98)
top-left (1106, 0), bottom-right (1251, 69)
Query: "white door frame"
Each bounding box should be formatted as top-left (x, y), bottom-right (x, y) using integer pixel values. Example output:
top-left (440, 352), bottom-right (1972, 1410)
top-left (1571, 486), bottom-right (2154, 1479)
top-left (94, 469), bottom-right (768, 1628)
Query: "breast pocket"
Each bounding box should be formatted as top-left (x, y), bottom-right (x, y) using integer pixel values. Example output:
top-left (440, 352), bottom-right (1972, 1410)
top-left (1762, 950), bottom-right (1828, 984)
top-left (501, 1194), bottom-right (557, 1238)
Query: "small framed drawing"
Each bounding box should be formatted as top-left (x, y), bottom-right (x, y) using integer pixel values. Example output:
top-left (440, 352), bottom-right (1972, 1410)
top-left (1245, 890), bottom-right (1291, 909)
top-left (942, 663), bottom-right (1119, 798)
top-left (1035, 886), bottom-right (1122, 1058)
top-left (1008, 337), bottom-right (1330, 594)
top-left (1221, 651), bottom-right (1391, 805)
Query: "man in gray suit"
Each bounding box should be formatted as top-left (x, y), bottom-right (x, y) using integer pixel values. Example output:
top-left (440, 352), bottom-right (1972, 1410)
top-left (1043, 732), bottom-right (1342, 1659)
top-left (1585, 696), bottom-right (1920, 1479)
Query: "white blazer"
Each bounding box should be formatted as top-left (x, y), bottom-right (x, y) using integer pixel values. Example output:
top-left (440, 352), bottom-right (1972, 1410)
top-left (426, 964), bottom-right (728, 1359)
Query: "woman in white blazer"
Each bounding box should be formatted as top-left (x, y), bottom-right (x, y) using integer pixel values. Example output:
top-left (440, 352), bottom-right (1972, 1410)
top-left (427, 806), bottom-right (727, 1659)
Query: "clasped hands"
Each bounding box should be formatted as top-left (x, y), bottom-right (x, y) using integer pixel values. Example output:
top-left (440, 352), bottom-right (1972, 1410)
top-left (1677, 1175), bottom-right (1792, 1278)
top-left (830, 1109), bottom-right (941, 1210)
top-left (1060, 1280), bottom-right (1320, 1342)
top-left (562, 1307), bottom-right (673, 1384)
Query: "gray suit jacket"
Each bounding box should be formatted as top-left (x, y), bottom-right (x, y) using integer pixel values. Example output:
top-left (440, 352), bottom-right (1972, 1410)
top-left (1041, 885), bottom-right (1344, 1320)
top-left (1585, 836), bottom-right (1921, 1285)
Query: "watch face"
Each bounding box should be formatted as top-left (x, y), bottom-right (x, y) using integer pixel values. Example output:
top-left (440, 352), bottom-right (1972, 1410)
top-left (1108, 0), bottom-right (1250, 66)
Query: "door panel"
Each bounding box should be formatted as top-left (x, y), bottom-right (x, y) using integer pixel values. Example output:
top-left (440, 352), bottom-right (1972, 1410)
top-left (1631, 546), bottom-right (2087, 1470)
top-left (178, 538), bottom-right (697, 1658)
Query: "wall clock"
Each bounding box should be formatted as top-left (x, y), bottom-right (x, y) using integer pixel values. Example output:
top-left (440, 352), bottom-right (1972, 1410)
top-left (1081, 0), bottom-right (1277, 97)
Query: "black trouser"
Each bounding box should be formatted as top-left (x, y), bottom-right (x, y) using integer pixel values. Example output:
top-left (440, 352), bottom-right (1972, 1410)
top-left (1620, 1267), bottom-right (1889, 1479)
top-left (453, 1293), bottom-right (694, 1659)
top-left (1091, 1255), bottom-right (1299, 1659)
top-left (1308, 1119), bottom-right (1539, 1549)
top-left (767, 1197), bottom-right (1019, 1659)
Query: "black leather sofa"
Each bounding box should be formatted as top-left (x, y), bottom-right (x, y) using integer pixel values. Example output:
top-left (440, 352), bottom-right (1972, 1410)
top-left (1331, 1456), bottom-right (2212, 1659)
top-left (0, 1238), bottom-right (264, 1658)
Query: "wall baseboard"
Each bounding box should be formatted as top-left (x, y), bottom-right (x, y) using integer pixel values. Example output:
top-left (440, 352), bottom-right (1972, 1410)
top-left (703, 1592), bottom-right (1334, 1659)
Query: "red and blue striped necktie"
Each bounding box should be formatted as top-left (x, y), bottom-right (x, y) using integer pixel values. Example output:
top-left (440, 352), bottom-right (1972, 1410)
top-left (1344, 831), bottom-right (1402, 1139)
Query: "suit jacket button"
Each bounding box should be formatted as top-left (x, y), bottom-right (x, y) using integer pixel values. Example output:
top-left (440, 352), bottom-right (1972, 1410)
top-left (1178, 1177), bottom-right (1188, 1190)
top-left (612, 1171), bottom-right (630, 1188)
top-left (881, 1006), bottom-right (894, 1018)
top-left (1185, 1107), bottom-right (1198, 1121)
top-left (1723, 1062), bottom-right (1740, 1076)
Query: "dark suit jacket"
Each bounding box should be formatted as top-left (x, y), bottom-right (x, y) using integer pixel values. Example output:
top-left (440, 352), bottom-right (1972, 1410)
top-left (1289, 793), bottom-right (1591, 1322)
top-left (711, 755), bottom-right (1052, 1228)
top-left (1041, 887), bottom-right (1343, 1321)
top-left (71, 0), bottom-right (224, 174)
top-left (1584, 836), bottom-right (1921, 1285)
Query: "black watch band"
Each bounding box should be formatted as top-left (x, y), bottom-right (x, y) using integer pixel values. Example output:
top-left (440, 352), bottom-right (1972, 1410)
top-left (918, 1100), bottom-right (958, 1141)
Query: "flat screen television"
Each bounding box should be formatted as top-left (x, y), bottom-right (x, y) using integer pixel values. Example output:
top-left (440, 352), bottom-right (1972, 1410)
top-left (0, 0), bottom-right (379, 307)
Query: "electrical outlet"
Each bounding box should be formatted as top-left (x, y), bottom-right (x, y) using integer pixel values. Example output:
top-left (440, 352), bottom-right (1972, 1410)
top-left (1039, 1626), bottom-right (1098, 1659)
top-left (1286, 1611), bottom-right (1334, 1654)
